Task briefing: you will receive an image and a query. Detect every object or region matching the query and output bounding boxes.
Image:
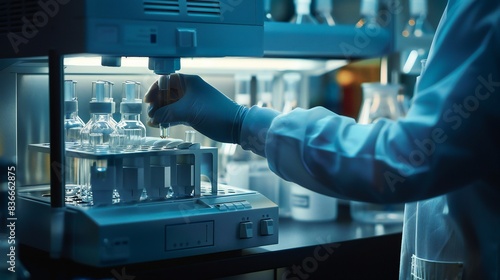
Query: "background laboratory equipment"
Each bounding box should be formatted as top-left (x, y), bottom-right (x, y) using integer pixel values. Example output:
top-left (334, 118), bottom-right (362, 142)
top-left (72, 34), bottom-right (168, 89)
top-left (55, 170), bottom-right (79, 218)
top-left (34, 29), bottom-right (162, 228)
top-left (256, 73), bottom-right (275, 108)
top-left (248, 73), bottom-right (281, 212)
top-left (223, 74), bottom-right (252, 190)
top-left (0, 0), bottom-right (279, 272)
top-left (351, 82), bottom-right (405, 224)
top-left (264, 0), bottom-right (274, 21)
top-left (63, 80), bottom-right (85, 195)
top-left (356, 0), bottom-right (379, 28)
top-left (401, 0), bottom-right (434, 74)
top-left (291, 0), bottom-right (318, 24)
top-left (315, 0), bottom-right (336, 25)
top-left (283, 72), bottom-right (338, 222)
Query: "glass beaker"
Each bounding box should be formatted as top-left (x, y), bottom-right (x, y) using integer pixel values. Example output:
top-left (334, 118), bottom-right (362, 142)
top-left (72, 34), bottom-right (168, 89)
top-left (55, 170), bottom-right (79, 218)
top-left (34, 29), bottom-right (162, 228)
top-left (351, 82), bottom-right (405, 224)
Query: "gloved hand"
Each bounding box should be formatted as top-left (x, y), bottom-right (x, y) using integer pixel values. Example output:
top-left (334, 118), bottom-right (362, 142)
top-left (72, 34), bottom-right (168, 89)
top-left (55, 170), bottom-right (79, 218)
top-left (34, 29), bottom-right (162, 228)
top-left (144, 73), bottom-right (249, 144)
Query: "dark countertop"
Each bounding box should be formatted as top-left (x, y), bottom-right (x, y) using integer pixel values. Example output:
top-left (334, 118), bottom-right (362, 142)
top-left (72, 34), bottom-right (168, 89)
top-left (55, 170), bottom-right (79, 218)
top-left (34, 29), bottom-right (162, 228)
top-left (19, 204), bottom-right (403, 279)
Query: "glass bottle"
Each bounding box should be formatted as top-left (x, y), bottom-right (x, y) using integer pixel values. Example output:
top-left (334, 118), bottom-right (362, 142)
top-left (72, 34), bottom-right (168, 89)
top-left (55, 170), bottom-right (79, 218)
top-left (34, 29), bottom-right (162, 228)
top-left (355, 0), bottom-right (379, 28)
top-left (64, 80), bottom-right (85, 143)
top-left (401, 0), bottom-right (433, 74)
top-left (351, 82), bottom-right (405, 224)
top-left (63, 80), bottom-right (85, 198)
top-left (256, 73), bottom-right (275, 108)
top-left (80, 80), bottom-right (117, 152)
top-left (291, 0), bottom-right (318, 24)
top-left (115, 81), bottom-right (146, 151)
top-left (315, 0), bottom-right (335, 26)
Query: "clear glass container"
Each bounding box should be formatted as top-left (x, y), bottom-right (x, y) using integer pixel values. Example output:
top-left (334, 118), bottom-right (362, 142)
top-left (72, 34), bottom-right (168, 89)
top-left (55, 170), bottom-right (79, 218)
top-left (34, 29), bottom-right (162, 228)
top-left (282, 72), bottom-right (301, 113)
top-left (116, 81), bottom-right (146, 151)
top-left (64, 80), bottom-right (85, 143)
top-left (314, 0), bottom-right (335, 26)
top-left (291, 0), bottom-right (318, 24)
top-left (401, 0), bottom-right (433, 74)
top-left (351, 82), bottom-right (405, 224)
top-left (234, 74), bottom-right (252, 107)
top-left (63, 80), bottom-right (85, 198)
top-left (355, 0), bottom-right (379, 28)
top-left (80, 80), bottom-right (117, 151)
top-left (256, 73), bottom-right (275, 108)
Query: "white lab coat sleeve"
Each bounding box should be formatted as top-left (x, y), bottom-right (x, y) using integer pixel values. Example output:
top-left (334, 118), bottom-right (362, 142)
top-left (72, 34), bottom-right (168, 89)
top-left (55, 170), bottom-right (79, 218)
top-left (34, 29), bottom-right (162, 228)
top-left (263, 0), bottom-right (500, 204)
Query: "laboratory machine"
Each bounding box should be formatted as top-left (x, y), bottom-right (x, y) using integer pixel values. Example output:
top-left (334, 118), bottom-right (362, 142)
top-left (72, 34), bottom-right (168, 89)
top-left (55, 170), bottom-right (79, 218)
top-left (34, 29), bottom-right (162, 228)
top-left (0, 0), bottom-right (279, 267)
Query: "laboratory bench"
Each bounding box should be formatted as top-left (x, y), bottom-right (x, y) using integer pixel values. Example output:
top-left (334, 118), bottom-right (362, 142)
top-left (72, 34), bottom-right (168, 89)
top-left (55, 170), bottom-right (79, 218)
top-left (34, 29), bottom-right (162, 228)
top-left (19, 204), bottom-right (403, 280)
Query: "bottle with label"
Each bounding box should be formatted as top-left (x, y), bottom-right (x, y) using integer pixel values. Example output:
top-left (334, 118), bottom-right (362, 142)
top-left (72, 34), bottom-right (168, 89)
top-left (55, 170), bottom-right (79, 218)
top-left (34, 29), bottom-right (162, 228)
top-left (283, 73), bottom-right (337, 222)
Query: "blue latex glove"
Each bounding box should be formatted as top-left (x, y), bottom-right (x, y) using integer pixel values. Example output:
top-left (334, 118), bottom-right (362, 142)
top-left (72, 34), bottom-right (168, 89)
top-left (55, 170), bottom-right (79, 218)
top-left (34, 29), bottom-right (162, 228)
top-left (144, 73), bottom-right (249, 144)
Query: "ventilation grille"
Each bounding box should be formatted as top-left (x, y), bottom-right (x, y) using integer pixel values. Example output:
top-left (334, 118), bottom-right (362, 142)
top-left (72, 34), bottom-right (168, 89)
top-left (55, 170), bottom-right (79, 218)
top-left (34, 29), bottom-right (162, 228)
top-left (186, 0), bottom-right (220, 17)
top-left (144, 0), bottom-right (180, 15)
top-left (0, 0), bottom-right (39, 34)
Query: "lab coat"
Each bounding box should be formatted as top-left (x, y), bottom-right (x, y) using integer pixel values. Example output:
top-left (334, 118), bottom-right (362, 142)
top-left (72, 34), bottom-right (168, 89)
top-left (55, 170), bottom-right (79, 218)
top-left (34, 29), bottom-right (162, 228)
top-left (240, 0), bottom-right (500, 279)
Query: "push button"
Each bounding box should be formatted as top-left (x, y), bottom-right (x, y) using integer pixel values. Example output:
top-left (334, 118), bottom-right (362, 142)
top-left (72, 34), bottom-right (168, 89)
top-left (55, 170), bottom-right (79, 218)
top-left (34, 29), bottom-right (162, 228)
top-left (260, 219), bottom-right (274, 236)
top-left (239, 222), bottom-right (253, 239)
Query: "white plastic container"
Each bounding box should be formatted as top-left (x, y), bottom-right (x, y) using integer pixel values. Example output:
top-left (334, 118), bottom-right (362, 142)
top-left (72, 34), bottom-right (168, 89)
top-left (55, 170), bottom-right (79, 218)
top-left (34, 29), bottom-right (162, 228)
top-left (290, 183), bottom-right (337, 222)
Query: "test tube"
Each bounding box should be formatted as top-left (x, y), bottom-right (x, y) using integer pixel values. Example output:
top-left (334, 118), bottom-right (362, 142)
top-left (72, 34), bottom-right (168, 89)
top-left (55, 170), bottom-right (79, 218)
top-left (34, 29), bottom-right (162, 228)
top-left (158, 75), bottom-right (171, 138)
top-left (159, 123), bottom-right (170, 139)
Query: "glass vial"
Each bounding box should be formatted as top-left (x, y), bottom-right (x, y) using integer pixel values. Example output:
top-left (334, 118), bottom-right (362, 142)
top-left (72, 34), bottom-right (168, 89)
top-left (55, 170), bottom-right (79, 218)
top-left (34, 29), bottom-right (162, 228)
top-left (116, 80), bottom-right (146, 151)
top-left (64, 80), bottom-right (85, 143)
top-left (351, 83), bottom-right (405, 224)
top-left (80, 80), bottom-right (117, 152)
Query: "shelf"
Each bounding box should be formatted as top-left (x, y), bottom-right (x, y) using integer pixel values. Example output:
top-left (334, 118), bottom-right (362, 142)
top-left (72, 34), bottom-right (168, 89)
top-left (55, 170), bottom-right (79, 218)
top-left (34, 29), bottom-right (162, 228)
top-left (264, 21), bottom-right (392, 60)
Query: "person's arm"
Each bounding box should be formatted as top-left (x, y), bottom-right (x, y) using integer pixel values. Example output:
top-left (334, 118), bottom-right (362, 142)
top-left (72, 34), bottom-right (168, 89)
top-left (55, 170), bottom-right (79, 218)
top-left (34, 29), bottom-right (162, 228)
top-left (254, 0), bottom-right (500, 204)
